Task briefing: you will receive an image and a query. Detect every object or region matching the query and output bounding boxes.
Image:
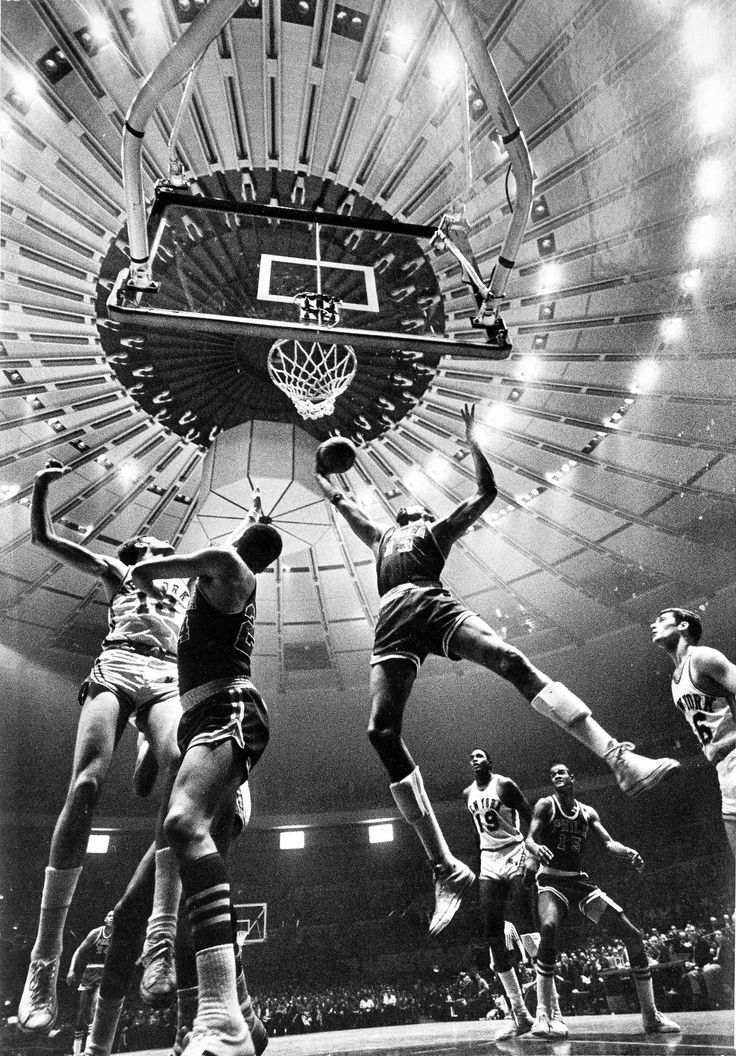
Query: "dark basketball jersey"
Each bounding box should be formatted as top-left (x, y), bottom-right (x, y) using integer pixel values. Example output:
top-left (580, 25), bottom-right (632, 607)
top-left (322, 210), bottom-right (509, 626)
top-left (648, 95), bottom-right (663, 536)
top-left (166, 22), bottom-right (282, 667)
top-left (102, 568), bottom-right (190, 655)
top-left (73, 924), bottom-right (111, 973)
top-left (539, 795), bottom-right (589, 873)
top-left (177, 584), bottom-right (256, 695)
top-left (376, 523), bottom-right (446, 597)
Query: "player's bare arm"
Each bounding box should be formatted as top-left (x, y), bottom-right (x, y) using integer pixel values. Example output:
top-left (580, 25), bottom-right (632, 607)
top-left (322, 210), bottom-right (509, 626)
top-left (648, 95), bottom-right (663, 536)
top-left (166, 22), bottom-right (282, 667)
top-left (133, 548), bottom-right (253, 611)
top-left (525, 797), bottom-right (555, 865)
top-left (314, 469), bottom-right (385, 551)
top-left (498, 776), bottom-right (534, 826)
top-left (432, 405), bottom-right (498, 553)
top-left (587, 807), bottom-right (644, 872)
top-left (689, 646), bottom-right (736, 699)
top-left (32, 462), bottom-right (124, 590)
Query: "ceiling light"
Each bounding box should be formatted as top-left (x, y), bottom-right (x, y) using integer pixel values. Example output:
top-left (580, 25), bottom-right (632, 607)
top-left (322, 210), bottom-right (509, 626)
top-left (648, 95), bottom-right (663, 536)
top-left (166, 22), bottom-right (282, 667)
top-left (632, 360), bottom-right (659, 391)
top-left (14, 70), bottom-right (40, 102)
top-left (689, 214), bottom-right (717, 257)
top-left (426, 454), bottom-right (449, 481)
top-left (0, 484), bottom-right (20, 501)
top-left (280, 830), bottom-right (304, 850)
top-left (538, 262), bottom-right (562, 292)
top-left (520, 355), bottom-right (541, 379)
top-left (682, 4), bottom-right (720, 68)
top-left (532, 196), bottom-right (549, 220)
top-left (695, 157), bottom-right (726, 200)
top-left (536, 234), bottom-right (556, 257)
top-left (87, 834), bottom-right (110, 854)
top-left (368, 823), bottom-right (393, 844)
top-left (610, 411), bottom-right (622, 422)
top-left (481, 404), bottom-right (511, 431)
top-left (532, 334), bottom-right (548, 350)
top-left (660, 316), bottom-right (683, 342)
top-left (384, 25), bottom-right (413, 60)
top-left (692, 75), bottom-right (728, 135)
top-left (119, 463), bottom-right (139, 482)
top-left (428, 51), bottom-right (459, 88)
top-left (681, 268), bottom-right (701, 292)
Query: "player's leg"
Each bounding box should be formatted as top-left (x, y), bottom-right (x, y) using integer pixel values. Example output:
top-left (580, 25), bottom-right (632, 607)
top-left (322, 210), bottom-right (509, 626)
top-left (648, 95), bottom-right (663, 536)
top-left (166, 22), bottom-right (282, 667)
top-left (137, 696), bottom-right (182, 1006)
top-left (368, 660), bottom-right (474, 935)
top-left (599, 907), bottom-right (680, 1033)
top-left (73, 989), bottom-right (94, 1056)
top-left (19, 690), bottom-right (125, 1034)
top-left (449, 616), bottom-right (679, 796)
top-left (531, 890), bottom-right (565, 1037)
top-left (482, 878), bottom-right (533, 1039)
top-left (164, 740), bottom-right (252, 1056)
top-left (84, 843), bottom-right (156, 1056)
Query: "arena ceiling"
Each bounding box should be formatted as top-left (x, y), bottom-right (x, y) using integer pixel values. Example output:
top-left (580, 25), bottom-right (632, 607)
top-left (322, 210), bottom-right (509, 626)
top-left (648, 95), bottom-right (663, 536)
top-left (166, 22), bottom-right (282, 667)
top-left (1, 0), bottom-right (735, 826)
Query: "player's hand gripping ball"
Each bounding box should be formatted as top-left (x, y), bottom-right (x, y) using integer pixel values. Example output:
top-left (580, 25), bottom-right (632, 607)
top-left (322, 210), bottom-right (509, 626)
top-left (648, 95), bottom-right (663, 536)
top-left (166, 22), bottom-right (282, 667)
top-left (316, 437), bottom-right (356, 475)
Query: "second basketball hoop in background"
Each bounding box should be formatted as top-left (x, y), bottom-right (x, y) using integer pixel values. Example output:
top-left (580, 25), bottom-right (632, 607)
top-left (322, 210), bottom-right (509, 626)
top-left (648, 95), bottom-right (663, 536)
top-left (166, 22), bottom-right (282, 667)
top-left (317, 437), bottom-right (357, 474)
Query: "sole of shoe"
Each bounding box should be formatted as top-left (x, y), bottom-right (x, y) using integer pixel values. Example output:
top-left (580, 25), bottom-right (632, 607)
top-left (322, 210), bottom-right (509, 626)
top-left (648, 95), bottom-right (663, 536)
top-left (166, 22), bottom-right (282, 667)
top-left (623, 758), bottom-right (680, 797)
top-left (428, 869), bottom-right (475, 937)
top-left (139, 983), bottom-right (177, 1010)
top-left (18, 1014), bottom-right (58, 1036)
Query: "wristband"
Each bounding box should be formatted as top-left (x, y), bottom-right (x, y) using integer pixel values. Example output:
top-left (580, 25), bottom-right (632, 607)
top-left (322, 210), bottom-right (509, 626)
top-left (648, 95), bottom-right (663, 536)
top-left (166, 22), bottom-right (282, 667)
top-left (330, 492), bottom-right (344, 505)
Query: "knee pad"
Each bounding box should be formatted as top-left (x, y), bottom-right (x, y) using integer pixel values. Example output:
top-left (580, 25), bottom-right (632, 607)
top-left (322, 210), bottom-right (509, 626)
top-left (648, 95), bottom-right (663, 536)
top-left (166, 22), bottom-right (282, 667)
top-left (531, 682), bottom-right (591, 728)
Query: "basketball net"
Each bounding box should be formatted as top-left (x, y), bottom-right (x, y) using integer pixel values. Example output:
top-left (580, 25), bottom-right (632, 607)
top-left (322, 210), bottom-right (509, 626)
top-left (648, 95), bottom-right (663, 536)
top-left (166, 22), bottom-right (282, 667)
top-left (267, 338), bottom-right (357, 420)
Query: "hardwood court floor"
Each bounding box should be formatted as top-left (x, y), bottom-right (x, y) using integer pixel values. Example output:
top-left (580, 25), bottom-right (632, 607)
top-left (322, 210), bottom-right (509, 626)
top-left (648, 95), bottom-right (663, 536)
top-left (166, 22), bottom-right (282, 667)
top-left (127, 1010), bottom-right (735, 1056)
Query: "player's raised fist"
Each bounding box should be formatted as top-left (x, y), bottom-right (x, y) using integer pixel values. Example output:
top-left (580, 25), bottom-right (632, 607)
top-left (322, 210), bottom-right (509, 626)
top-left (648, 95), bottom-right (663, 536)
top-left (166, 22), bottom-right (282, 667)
top-left (36, 459), bottom-right (65, 482)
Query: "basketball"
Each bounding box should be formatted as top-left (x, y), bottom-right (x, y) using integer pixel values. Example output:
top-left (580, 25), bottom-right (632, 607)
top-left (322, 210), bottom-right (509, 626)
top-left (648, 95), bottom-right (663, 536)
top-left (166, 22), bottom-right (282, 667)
top-left (316, 436), bottom-right (356, 474)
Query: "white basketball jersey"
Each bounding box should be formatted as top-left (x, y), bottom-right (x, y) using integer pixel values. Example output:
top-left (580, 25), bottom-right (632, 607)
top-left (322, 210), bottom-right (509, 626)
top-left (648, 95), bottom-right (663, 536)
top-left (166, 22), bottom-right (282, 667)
top-left (102, 569), bottom-right (190, 655)
top-left (671, 653), bottom-right (736, 765)
top-left (467, 774), bottom-right (523, 851)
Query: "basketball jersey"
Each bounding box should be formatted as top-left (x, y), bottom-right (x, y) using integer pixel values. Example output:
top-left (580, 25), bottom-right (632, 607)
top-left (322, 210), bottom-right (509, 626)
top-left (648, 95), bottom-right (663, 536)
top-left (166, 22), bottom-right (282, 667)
top-left (177, 583), bottom-right (257, 696)
top-left (467, 775), bottom-right (524, 851)
top-left (77, 925), bottom-right (111, 970)
top-left (671, 653), bottom-right (736, 765)
top-left (539, 795), bottom-right (588, 873)
top-left (102, 568), bottom-right (190, 655)
top-left (376, 523), bottom-right (446, 597)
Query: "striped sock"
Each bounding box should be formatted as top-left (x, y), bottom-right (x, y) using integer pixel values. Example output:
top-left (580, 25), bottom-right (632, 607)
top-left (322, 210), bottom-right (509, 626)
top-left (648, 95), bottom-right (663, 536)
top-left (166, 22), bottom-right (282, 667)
top-left (535, 959), bottom-right (555, 1017)
top-left (632, 965), bottom-right (656, 1015)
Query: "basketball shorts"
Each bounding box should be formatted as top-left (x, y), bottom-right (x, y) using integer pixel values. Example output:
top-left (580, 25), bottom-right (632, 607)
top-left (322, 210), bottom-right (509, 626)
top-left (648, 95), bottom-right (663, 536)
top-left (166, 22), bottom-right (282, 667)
top-left (78, 965), bottom-right (104, 991)
top-left (371, 583), bottom-right (476, 672)
top-left (537, 870), bottom-right (621, 923)
top-left (480, 841), bottom-right (526, 881)
top-left (178, 676), bottom-right (269, 775)
top-left (716, 748), bottom-right (736, 820)
top-left (79, 647), bottom-right (179, 728)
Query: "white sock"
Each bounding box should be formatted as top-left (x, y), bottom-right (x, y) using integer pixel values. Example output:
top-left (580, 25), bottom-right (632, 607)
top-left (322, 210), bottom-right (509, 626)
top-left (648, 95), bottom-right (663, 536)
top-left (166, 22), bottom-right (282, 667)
top-left (390, 768), bottom-right (452, 866)
top-left (498, 968), bottom-right (526, 1016)
top-left (32, 866), bottom-right (83, 961)
top-left (193, 944), bottom-right (246, 1037)
top-left (143, 848), bottom-right (181, 952)
top-left (535, 966), bottom-right (555, 1017)
top-left (84, 996), bottom-right (124, 1056)
top-left (633, 971), bottom-right (657, 1016)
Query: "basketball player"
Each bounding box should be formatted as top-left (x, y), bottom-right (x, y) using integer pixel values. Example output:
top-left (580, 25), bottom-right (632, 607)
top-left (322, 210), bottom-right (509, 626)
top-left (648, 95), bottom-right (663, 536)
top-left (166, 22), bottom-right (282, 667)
top-left (132, 520), bottom-right (282, 1056)
top-left (525, 762), bottom-right (680, 1037)
top-left (651, 607), bottom-right (736, 855)
top-left (18, 462), bottom-right (189, 1034)
top-left (81, 788), bottom-right (265, 1056)
top-left (464, 748), bottom-right (541, 1039)
top-left (315, 405), bottom-right (678, 936)
top-left (67, 912), bottom-right (113, 1056)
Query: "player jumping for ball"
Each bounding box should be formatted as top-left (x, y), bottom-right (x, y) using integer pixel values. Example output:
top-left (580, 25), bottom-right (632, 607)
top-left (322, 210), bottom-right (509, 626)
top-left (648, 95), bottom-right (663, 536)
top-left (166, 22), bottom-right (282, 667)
top-left (315, 405), bottom-right (679, 935)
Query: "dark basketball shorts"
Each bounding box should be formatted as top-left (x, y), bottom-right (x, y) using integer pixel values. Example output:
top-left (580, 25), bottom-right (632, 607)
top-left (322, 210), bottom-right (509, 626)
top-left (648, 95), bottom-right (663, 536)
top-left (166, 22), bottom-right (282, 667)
top-left (78, 647), bottom-right (179, 730)
top-left (537, 869), bottom-right (621, 923)
top-left (371, 583), bottom-right (476, 672)
top-left (78, 964), bottom-right (104, 991)
top-left (178, 676), bottom-right (269, 774)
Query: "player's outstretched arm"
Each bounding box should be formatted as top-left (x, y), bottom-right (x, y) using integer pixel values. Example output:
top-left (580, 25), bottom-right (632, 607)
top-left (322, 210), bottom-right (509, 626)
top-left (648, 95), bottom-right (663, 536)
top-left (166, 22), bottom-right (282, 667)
top-left (314, 469), bottom-right (384, 550)
top-left (31, 461), bottom-right (122, 582)
top-left (524, 798), bottom-right (555, 866)
top-left (66, 929), bottom-right (96, 986)
top-left (432, 405), bottom-right (498, 551)
top-left (588, 809), bottom-right (644, 872)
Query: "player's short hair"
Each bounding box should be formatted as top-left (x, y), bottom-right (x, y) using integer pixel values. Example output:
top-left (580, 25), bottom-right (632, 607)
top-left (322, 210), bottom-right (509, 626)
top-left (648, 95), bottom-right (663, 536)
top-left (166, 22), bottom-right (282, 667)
top-left (471, 747), bottom-right (493, 765)
top-left (237, 523), bottom-right (283, 572)
top-left (660, 607), bottom-right (703, 643)
top-left (396, 505), bottom-right (434, 526)
top-left (549, 761), bottom-right (572, 777)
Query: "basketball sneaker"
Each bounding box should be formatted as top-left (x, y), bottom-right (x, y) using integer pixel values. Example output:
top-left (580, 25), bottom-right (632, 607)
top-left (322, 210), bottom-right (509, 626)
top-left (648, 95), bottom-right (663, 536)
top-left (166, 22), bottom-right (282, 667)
top-left (604, 742), bottom-right (680, 797)
top-left (494, 1008), bottom-right (534, 1039)
top-left (139, 939), bottom-right (176, 1007)
top-left (531, 1010), bottom-right (551, 1037)
top-left (548, 1011), bottom-right (569, 1037)
top-left (18, 956), bottom-right (60, 1033)
top-left (643, 1011), bottom-right (681, 1033)
top-left (428, 859), bottom-right (475, 936)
